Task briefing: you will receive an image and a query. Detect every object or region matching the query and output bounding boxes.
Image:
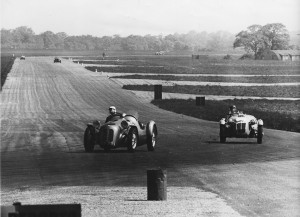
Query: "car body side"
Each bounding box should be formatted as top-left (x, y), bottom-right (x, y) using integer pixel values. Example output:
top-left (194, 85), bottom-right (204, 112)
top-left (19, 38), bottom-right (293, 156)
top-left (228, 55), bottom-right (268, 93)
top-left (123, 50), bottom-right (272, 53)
top-left (84, 114), bottom-right (157, 152)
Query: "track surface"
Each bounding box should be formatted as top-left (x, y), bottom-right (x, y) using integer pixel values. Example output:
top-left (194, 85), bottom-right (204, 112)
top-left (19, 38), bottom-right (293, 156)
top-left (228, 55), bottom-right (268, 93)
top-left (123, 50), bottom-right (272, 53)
top-left (1, 57), bottom-right (300, 216)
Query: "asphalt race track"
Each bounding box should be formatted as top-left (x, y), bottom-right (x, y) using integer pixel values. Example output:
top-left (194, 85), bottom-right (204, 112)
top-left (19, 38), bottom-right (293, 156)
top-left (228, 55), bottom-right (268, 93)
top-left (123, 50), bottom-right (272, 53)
top-left (1, 57), bottom-right (299, 216)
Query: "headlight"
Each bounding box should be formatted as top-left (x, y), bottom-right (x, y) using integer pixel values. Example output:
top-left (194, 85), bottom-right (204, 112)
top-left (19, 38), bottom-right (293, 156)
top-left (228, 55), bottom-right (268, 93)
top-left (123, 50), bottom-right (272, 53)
top-left (121, 120), bottom-right (129, 129)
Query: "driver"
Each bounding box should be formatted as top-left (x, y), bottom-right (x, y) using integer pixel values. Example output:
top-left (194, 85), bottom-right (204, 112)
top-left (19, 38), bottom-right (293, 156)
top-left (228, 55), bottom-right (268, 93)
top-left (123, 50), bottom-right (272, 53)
top-left (226, 105), bottom-right (238, 121)
top-left (229, 105), bottom-right (238, 115)
top-left (105, 106), bottom-right (122, 123)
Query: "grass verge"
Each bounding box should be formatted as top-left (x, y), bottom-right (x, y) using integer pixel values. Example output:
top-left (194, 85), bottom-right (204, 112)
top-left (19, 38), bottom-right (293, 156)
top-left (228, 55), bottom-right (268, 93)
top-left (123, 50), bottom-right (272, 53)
top-left (86, 66), bottom-right (173, 74)
top-left (151, 98), bottom-right (300, 132)
top-left (113, 74), bottom-right (300, 83)
top-left (1, 56), bottom-right (16, 89)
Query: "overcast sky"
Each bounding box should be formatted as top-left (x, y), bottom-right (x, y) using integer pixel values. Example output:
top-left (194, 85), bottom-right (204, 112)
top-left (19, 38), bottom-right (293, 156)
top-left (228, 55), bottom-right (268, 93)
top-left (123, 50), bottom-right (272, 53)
top-left (1, 0), bottom-right (299, 36)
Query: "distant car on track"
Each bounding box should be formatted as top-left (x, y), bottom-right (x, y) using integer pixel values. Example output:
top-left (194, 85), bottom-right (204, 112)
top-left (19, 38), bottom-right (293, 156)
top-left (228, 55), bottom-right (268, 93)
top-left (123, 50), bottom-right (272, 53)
top-left (155, 51), bottom-right (165, 55)
top-left (219, 112), bottom-right (264, 144)
top-left (84, 110), bottom-right (158, 152)
top-left (20, 56), bottom-right (25, 60)
top-left (54, 57), bottom-right (61, 63)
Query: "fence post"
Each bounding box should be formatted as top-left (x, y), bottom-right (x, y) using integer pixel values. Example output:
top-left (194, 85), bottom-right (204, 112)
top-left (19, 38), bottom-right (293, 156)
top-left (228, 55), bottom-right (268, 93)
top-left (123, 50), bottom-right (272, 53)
top-left (147, 169), bottom-right (167, 201)
top-left (154, 85), bottom-right (162, 100)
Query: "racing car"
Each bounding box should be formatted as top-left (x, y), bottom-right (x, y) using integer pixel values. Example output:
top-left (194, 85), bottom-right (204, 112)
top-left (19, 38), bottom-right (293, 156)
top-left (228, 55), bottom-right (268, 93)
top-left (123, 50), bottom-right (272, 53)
top-left (54, 57), bottom-right (61, 63)
top-left (20, 56), bottom-right (25, 60)
top-left (84, 111), bottom-right (157, 152)
top-left (219, 112), bottom-right (263, 144)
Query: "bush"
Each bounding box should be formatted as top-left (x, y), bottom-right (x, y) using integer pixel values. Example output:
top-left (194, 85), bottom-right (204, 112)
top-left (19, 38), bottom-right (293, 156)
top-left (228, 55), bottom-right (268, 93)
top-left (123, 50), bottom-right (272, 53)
top-left (223, 54), bottom-right (232, 60)
top-left (240, 53), bottom-right (254, 60)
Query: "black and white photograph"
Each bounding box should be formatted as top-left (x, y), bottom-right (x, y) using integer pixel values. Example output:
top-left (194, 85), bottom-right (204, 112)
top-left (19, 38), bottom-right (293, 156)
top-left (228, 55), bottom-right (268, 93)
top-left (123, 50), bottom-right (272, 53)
top-left (1, 0), bottom-right (299, 216)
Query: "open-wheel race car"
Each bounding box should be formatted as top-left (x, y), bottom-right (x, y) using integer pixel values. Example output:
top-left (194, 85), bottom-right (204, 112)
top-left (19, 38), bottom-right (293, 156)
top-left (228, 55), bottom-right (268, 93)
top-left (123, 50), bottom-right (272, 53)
top-left (219, 112), bottom-right (264, 144)
top-left (54, 57), bottom-right (61, 63)
top-left (84, 111), bottom-right (157, 152)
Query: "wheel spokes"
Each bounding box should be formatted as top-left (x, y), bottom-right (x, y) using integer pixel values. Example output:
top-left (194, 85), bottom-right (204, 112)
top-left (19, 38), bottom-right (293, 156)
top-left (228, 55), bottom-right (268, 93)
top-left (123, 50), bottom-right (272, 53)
top-left (132, 134), bottom-right (137, 148)
top-left (152, 133), bottom-right (156, 147)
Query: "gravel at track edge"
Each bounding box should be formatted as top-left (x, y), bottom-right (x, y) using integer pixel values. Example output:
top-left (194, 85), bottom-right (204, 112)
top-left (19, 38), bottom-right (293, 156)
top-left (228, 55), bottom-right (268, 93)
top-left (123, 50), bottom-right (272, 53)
top-left (1, 186), bottom-right (244, 217)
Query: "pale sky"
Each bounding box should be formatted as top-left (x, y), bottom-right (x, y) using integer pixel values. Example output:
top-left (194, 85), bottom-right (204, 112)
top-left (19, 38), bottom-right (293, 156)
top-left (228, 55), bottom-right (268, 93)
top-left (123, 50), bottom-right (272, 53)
top-left (1, 0), bottom-right (299, 36)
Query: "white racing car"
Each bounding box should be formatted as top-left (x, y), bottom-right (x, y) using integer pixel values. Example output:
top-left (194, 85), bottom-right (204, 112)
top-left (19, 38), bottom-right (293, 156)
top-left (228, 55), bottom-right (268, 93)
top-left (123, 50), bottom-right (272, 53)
top-left (219, 112), bottom-right (264, 144)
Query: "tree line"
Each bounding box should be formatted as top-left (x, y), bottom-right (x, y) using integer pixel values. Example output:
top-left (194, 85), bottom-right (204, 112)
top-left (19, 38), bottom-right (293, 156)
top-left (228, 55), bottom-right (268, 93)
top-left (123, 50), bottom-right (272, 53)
top-left (234, 23), bottom-right (299, 59)
top-left (1, 24), bottom-right (298, 57)
top-left (1, 26), bottom-right (234, 51)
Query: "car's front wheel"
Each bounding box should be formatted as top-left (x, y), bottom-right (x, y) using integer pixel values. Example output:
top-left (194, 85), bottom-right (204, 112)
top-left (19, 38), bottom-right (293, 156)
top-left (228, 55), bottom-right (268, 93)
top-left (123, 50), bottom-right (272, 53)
top-left (147, 124), bottom-right (157, 151)
top-left (220, 124), bottom-right (226, 143)
top-left (84, 127), bottom-right (95, 152)
top-left (127, 128), bottom-right (138, 152)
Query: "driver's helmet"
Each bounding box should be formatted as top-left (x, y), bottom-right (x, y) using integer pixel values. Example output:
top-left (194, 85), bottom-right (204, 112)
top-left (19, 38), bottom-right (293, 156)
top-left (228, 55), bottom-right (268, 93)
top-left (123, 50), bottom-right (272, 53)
top-left (229, 105), bottom-right (237, 114)
top-left (109, 106), bottom-right (116, 114)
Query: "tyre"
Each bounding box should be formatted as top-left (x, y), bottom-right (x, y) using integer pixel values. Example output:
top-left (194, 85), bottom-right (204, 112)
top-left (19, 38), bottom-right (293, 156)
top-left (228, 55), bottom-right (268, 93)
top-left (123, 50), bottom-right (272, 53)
top-left (257, 125), bottom-right (263, 144)
top-left (220, 124), bottom-right (226, 143)
top-left (84, 127), bottom-right (95, 152)
top-left (127, 128), bottom-right (138, 152)
top-left (147, 124), bottom-right (157, 151)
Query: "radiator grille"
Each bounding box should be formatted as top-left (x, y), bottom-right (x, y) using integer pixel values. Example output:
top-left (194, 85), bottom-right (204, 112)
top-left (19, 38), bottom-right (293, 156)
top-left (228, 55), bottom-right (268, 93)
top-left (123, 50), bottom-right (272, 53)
top-left (236, 122), bottom-right (246, 133)
top-left (108, 129), bottom-right (114, 142)
top-left (101, 129), bottom-right (107, 141)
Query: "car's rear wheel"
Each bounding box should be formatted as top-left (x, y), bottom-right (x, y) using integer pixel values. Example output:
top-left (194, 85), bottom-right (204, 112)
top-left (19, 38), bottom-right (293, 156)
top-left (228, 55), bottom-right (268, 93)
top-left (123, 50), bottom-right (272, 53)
top-left (220, 124), bottom-right (226, 143)
top-left (127, 128), bottom-right (138, 152)
top-left (147, 124), bottom-right (157, 151)
top-left (257, 125), bottom-right (263, 144)
top-left (84, 127), bottom-right (95, 152)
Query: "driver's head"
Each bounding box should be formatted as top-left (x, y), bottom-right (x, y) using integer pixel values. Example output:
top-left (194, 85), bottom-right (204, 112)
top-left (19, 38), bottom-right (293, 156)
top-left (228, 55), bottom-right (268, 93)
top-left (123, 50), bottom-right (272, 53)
top-left (109, 106), bottom-right (116, 115)
top-left (230, 105), bottom-right (237, 113)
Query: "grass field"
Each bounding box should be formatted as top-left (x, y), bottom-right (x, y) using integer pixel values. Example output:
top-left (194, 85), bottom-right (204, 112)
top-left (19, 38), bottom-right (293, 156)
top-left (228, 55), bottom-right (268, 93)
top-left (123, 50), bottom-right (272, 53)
top-left (152, 98), bottom-right (300, 132)
top-left (1, 56), bottom-right (16, 89)
top-left (86, 66), bottom-right (173, 74)
top-left (84, 55), bottom-right (300, 75)
top-left (123, 85), bottom-right (300, 98)
top-left (86, 64), bottom-right (300, 75)
top-left (112, 74), bottom-right (300, 83)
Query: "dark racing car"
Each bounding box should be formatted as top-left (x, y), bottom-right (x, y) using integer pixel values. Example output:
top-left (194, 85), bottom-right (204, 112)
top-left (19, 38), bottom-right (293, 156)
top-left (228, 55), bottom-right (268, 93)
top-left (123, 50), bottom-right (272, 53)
top-left (54, 57), bottom-right (61, 63)
top-left (84, 111), bottom-right (157, 152)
